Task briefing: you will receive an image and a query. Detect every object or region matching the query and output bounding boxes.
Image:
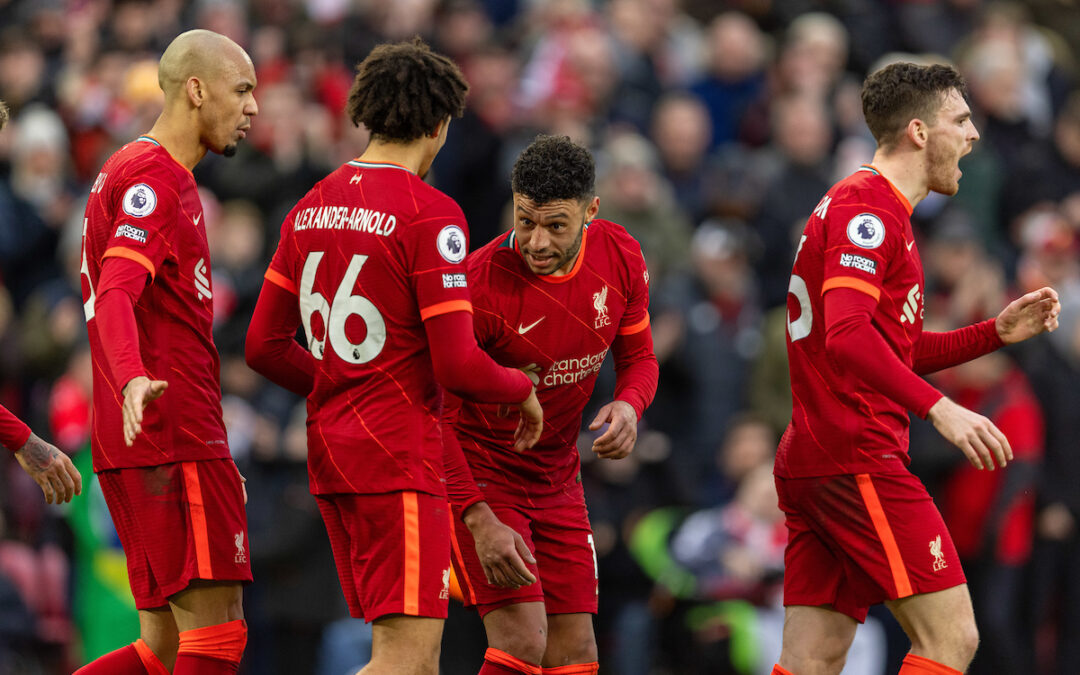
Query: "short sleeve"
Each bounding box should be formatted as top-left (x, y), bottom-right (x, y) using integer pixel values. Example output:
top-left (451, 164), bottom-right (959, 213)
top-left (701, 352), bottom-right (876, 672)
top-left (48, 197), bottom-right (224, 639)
top-left (820, 200), bottom-right (904, 303)
top-left (617, 239), bottom-right (651, 336)
top-left (403, 196), bottom-right (474, 321)
top-left (101, 163), bottom-right (181, 279)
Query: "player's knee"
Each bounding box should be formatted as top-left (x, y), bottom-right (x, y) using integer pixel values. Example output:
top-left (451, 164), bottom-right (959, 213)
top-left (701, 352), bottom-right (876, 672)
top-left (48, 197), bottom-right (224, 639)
top-left (492, 631), bottom-right (547, 665)
top-left (954, 620), bottom-right (980, 663)
top-left (547, 632), bottom-right (597, 665)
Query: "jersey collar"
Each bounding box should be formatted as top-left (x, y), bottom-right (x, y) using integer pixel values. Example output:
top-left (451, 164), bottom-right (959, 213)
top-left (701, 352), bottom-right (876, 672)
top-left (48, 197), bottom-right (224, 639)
top-left (859, 164), bottom-right (913, 216)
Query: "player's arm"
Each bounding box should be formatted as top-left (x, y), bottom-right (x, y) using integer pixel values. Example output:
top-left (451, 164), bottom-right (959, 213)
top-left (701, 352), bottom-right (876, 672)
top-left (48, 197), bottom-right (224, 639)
top-left (912, 320), bottom-right (1002, 374)
top-left (95, 256), bottom-right (168, 446)
top-left (442, 399), bottom-right (536, 588)
top-left (245, 274), bottom-right (315, 397)
top-left (1, 406), bottom-right (81, 504)
top-left (423, 310), bottom-right (542, 451)
top-left (589, 323), bottom-right (658, 460)
top-left (825, 287), bottom-right (1012, 470)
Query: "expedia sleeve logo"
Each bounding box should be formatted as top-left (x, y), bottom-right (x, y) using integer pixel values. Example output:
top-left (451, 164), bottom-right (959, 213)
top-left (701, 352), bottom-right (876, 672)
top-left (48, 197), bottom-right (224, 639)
top-left (846, 213), bottom-right (885, 249)
top-left (122, 183), bottom-right (157, 218)
top-left (115, 223), bottom-right (148, 244)
top-left (437, 225), bottom-right (467, 263)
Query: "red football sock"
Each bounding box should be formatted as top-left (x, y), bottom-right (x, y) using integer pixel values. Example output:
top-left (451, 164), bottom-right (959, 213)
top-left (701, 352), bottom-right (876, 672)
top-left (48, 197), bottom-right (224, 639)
top-left (75, 639), bottom-right (168, 674)
top-left (480, 647), bottom-right (542, 674)
top-left (543, 663), bottom-right (599, 674)
top-left (173, 619), bottom-right (247, 674)
top-left (771, 666), bottom-right (794, 675)
top-left (899, 653), bottom-right (963, 674)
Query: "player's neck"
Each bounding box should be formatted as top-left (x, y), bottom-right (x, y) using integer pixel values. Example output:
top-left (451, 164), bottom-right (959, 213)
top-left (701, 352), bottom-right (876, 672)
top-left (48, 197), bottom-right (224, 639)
top-left (146, 113), bottom-right (207, 172)
top-left (868, 150), bottom-right (929, 209)
top-left (358, 138), bottom-right (435, 176)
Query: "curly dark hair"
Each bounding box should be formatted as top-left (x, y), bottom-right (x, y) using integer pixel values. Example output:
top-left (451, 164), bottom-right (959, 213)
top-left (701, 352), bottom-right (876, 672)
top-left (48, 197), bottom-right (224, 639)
top-left (346, 37), bottom-right (468, 142)
top-left (862, 62), bottom-right (968, 149)
top-left (0, 100), bottom-right (7, 131)
top-left (511, 135), bottom-right (595, 203)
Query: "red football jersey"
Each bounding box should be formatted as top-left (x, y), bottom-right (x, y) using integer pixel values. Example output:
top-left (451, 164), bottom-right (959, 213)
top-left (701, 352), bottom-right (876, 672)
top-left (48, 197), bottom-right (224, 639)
top-left (81, 136), bottom-right (229, 471)
top-left (265, 160), bottom-right (475, 496)
top-left (450, 219), bottom-right (651, 508)
top-left (776, 166), bottom-right (925, 478)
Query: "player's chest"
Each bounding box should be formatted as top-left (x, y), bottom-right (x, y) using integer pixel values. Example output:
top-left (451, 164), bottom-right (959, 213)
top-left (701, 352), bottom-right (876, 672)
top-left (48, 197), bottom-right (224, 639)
top-left (480, 276), bottom-right (624, 373)
top-left (882, 238), bottom-right (925, 333)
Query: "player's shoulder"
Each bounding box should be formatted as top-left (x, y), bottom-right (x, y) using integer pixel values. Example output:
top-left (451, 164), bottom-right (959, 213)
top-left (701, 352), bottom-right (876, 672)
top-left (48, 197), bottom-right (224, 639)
top-left (588, 217), bottom-right (640, 246)
top-left (466, 230), bottom-right (516, 273)
top-left (828, 169), bottom-right (903, 214)
top-left (107, 138), bottom-right (184, 182)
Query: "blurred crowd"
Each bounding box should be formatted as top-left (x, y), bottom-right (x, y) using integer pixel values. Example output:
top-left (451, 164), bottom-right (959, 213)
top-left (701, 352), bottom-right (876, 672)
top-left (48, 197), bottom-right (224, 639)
top-left (0, 0), bottom-right (1078, 673)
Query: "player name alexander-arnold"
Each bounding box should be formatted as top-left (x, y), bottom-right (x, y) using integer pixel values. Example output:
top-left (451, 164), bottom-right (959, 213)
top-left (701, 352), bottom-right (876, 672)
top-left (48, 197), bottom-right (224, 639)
top-left (293, 205), bottom-right (397, 236)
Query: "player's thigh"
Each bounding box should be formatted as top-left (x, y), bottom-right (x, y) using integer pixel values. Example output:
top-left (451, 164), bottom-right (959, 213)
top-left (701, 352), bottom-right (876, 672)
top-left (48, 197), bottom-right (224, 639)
top-left (320, 491), bottom-right (452, 622)
top-left (780, 605), bottom-right (858, 671)
top-left (530, 502), bottom-right (598, 615)
top-left (544, 612), bottom-right (597, 666)
top-left (885, 583), bottom-right (977, 652)
top-left (449, 503), bottom-right (544, 613)
top-left (777, 472), bottom-right (965, 620)
top-left (98, 459), bottom-right (250, 610)
top-left (367, 615), bottom-right (443, 675)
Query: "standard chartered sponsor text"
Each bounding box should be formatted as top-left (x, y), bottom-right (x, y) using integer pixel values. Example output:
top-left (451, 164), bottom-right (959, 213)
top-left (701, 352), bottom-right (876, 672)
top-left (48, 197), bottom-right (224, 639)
top-left (294, 205), bottom-right (396, 236)
top-left (544, 349), bottom-right (609, 386)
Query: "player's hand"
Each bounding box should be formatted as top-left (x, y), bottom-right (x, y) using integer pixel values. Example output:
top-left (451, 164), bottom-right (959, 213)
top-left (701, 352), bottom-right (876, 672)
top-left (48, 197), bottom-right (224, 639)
top-left (928, 396), bottom-right (1012, 470)
top-left (513, 388), bottom-right (543, 452)
top-left (14, 433), bottom-right (82, 504)
top-left (996, 286), bottom-right (1060, 344)
top-left (589, 400), bottom-right (638, 460)
top-left (236, 464), bottom-right (248, 505)
top-left (122, 376), bottom-right (168, 446)
top-left (463, 502), bottom-right (536, 589)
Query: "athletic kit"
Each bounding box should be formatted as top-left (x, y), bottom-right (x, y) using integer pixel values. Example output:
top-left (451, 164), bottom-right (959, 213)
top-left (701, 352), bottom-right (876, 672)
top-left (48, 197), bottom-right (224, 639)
top-left (776, 166), bottom-right (1002, 620)
top-left (81, 136), bottom-right (251, 609)
top-left (445, 219), bottom-right (658, 616)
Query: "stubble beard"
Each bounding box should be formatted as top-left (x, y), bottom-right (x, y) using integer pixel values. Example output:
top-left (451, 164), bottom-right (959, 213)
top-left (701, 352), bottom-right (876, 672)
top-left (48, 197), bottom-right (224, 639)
top-left (223, 143), bottom-right (238, 158)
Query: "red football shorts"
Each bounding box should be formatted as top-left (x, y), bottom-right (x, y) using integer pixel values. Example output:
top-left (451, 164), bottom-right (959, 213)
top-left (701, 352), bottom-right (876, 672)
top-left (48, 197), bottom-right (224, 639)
top-left (98, 459), bottom-right (252, 610)
top-left (776, 471), bottom-right (966, 622)
top-left (316, 491), bottom-right (451, 622)
top-left (450, 501), bottom-right (598, 617)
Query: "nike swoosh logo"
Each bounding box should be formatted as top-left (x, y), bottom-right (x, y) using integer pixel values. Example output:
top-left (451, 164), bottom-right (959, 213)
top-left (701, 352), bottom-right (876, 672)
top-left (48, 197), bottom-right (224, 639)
top-left (906, 239), bottom-right (915, 251)
top-left (194, 213), bottom-right (202, 226)
top-left (517, 317), bottom-right (545, 334)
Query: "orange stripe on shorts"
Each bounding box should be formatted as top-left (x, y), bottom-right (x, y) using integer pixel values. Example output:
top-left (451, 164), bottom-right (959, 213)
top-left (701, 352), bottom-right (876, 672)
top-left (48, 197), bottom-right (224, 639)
top-left (447, 510), bottom-right (475, 603)
top-left (403, 492), bottom-right (421, 615)
top-left (855, 473), bottom-right (913, 598)
top-left (182, 462), bottom-right (214, 579)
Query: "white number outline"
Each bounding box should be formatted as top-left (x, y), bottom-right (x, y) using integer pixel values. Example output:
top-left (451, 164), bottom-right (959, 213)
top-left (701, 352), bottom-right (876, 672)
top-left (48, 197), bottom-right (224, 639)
top-left (299, 251), bottom-right (386, 364)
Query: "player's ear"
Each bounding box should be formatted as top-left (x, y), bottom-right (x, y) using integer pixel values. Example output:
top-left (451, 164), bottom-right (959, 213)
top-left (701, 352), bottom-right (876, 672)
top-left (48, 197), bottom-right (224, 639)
top-left (186, 76), bottom-right (206, 109)
top-left (584, 196), bottom-right (600, 222)
top-left (907, 118), bottom-right (928, 149)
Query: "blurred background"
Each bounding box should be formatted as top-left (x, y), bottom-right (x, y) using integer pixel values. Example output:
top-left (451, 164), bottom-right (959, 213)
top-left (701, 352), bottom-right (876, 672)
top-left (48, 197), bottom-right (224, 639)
top-left (0, 0), bottom-right (1078, 673)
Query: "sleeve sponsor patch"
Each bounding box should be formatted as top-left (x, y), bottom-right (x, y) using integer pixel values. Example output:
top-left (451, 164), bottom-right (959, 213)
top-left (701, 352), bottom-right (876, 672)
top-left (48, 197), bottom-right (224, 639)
top-left (839, 252), bottom-right (877, 275)
top-left (437, 225), bottom-right (467, 263)
top-left (442, 273), bottom-right (467, 288)
top-left (115, 223), bottom-right (148, 244)
top-left (122, 183), bottom-right (157, 218)
top-left (846, 213), bottom-right (885, 249)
